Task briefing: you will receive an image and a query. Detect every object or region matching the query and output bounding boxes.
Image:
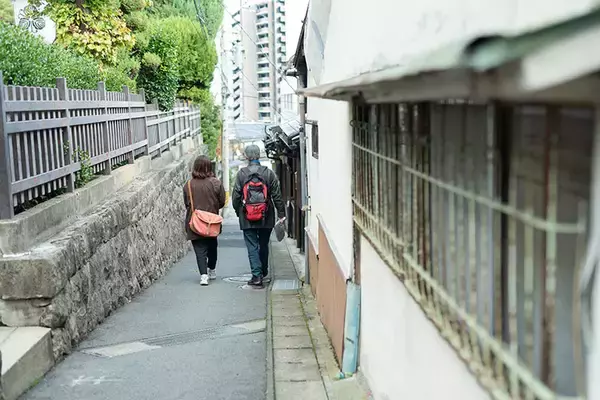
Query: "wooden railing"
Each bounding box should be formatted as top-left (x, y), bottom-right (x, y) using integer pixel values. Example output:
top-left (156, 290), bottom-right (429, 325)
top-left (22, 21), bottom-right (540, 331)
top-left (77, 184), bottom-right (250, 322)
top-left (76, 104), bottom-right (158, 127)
top-left (0, 72), bottom-right (202, 219)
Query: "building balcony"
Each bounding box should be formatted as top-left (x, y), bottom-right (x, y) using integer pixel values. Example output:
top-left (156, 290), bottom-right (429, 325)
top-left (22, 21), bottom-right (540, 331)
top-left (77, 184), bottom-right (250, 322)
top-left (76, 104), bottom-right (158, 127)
top-left (257, 34), bottom-right (269, 44)
top-left (257, 46), bottom-right (270, 55)
top-left (258, 63), bottom-right (270, 73)
top-left (277, 26), bottom-right (286, 34)
top-left (256, 7), bottom-right (269, 20)
top-left (277, 6), bottom-right (285, 15)
top-left (257, 24), bottom-right (270, 34)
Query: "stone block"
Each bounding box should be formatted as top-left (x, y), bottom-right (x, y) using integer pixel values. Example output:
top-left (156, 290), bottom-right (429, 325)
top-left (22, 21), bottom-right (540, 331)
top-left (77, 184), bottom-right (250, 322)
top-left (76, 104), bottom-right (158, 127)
top-left (275, 358), bottom-right (321, 382)
top-left (272, 316), bottom-right (306, 327)
top-left (275, 381), bottom-right (327, 400)
top-left (273, 325), bottom-right (309, 337)
top-left (273, 334), bottom-right (313, 350)
top-left (0, 299), bottom-right (49, 326)
top-left (274, 348), bottom-right (318, 364)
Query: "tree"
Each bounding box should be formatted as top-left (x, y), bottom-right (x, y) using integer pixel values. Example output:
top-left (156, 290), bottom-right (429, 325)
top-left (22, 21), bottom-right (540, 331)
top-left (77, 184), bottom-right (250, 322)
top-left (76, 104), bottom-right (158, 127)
top-left (178, 87), bottom-right (221, 159)
top-left (150, 0), bottom-right (223, 39)
top-left (137, 24), bottom-right (179, 110)
top-left (156, 16), bottom-right (216, 91)
top-left (29, 0), bottom-right (135, 64)
top-left (0, 0), bottom-right (14, 23)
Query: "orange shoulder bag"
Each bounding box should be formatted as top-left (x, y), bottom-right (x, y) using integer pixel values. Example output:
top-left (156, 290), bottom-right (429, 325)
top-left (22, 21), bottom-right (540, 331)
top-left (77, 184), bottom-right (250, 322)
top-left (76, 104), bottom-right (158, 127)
top-left (188, 180), bottom-right (223, 238)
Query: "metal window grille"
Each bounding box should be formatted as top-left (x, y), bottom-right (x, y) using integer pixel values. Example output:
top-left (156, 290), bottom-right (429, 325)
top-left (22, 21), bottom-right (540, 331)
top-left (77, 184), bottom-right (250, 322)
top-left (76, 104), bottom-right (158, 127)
top-left (351, 101), bottom-right (592, 399)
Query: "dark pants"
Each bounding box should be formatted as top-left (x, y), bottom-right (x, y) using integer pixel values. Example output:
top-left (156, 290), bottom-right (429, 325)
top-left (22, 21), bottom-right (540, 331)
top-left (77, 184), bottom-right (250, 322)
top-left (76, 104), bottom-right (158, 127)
top-left (192, 238), bottom-right (218, 275)
top-left (243, 228), bottom-right (272, 277)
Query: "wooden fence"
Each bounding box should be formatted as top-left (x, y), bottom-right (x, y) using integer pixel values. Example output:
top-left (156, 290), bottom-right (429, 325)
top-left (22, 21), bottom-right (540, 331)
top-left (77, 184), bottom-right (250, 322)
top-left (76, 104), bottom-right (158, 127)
top-left (0, 73), bottom-right (202, 219)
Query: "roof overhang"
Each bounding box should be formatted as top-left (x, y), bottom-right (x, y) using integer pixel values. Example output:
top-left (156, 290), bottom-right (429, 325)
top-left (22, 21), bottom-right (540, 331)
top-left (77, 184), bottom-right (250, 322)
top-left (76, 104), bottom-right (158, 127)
top-left (292, 7), bottom-right (308, 71)
top-left (301, 7), bottom-right (600, 104)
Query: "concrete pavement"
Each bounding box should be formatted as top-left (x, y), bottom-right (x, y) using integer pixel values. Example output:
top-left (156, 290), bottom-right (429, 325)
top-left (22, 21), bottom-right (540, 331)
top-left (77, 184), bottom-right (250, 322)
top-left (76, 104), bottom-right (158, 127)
top-left (21, 203), bottom-right (368, 400)
top-left (23, 219), bottom-right (268, 400)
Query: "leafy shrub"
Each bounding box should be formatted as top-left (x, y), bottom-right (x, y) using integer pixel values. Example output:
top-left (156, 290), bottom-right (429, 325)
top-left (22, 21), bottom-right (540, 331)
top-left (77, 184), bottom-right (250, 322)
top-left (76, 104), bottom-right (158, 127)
top-left (0, 0), bottom-right (13, 23)
top-left (124, 10), bottom-right (149, 31)
top-left (142, 52), bottom-right (161, 69)
top-left (0, 22), bottom-right (101, 88)
top-left (120, 0), bottom-right (149, 13)
top-left (0, 22), bottom-right (135, 91)
top-left (157, 16), bottom-right (216, 91)
top-left (33, 0), bottom-right (134, 65)
top-left (179, 87), bottom-right (220, 158)
top-left (137, 23), bottom-right (178, 110)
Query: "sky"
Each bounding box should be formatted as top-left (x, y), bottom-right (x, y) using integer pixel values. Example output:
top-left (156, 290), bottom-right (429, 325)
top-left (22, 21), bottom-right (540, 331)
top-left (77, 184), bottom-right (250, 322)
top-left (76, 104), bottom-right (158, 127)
top-left (210, 0), bottom-right (309, 101)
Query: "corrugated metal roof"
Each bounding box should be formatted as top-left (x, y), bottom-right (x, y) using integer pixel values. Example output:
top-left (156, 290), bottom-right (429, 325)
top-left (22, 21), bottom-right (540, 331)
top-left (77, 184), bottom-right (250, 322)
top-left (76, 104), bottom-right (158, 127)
top-left (301, 7), bottom-right (600, 102)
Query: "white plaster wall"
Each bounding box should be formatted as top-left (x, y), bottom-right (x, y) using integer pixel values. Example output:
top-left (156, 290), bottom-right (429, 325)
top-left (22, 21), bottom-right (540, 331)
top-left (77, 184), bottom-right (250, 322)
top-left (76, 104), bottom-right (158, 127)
top-left (303, 0), bottom-right (600, 280)
top-left (359, 238), bottom-right (491, 400)
top-left (305, 119), bottom-right (320, 249)
top-left (318, 0), bottom-right (600, 84)
top-left (305, 92), bottom-right (353, 278)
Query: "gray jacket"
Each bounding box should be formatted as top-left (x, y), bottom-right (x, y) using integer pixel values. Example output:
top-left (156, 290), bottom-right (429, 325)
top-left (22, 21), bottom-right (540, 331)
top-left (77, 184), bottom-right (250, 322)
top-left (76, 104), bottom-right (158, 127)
top-left (232, 164), bottom-right (285, 230)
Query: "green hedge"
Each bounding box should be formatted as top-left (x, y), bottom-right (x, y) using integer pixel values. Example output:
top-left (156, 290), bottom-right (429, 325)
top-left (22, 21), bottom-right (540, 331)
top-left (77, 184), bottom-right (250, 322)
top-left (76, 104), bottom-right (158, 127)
top-left (137, 24), bottom-right (179, 110)
top-left (0, 22), bottom-right (133, 91)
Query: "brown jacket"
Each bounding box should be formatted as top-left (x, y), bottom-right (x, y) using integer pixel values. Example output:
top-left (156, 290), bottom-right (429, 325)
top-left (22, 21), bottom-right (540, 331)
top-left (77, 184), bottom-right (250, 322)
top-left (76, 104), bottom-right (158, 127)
top-left (183, 177), bottom-right (226, 240)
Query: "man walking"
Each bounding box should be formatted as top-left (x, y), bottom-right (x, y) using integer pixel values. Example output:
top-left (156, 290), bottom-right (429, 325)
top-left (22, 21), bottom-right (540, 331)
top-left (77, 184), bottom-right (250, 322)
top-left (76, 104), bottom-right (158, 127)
top-left (232, 145), bottom-right (285, 288)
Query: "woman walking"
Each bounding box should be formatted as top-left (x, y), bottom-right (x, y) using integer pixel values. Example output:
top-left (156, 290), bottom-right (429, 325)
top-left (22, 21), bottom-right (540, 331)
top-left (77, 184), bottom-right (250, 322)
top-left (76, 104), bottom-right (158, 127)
top-left (183, 155), bottom-right (226, 286)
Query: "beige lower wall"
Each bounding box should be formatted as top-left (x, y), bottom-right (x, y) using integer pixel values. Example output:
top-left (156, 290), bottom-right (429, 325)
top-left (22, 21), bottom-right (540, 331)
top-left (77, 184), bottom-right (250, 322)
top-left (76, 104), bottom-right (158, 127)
top-left (317, 223), bottom-right (347, 364)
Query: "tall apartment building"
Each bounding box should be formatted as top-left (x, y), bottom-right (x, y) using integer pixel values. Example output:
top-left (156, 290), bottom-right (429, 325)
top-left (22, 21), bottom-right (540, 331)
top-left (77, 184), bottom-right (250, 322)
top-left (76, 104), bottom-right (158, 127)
top-left (230, 0), bottom-right (287, 123)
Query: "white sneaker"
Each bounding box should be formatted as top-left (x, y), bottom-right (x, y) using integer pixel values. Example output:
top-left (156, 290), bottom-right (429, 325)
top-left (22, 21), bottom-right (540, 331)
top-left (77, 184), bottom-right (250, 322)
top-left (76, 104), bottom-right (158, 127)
top-left (208, 269), bottom-right (217, 280)
top-left (200, 274), bottom-right (209, 286)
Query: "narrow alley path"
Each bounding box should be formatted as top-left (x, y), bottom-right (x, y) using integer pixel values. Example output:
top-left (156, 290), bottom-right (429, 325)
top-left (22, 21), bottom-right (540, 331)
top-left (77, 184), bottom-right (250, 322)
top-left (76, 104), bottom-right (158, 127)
top-left (23, 218), bottom-right (269, 400)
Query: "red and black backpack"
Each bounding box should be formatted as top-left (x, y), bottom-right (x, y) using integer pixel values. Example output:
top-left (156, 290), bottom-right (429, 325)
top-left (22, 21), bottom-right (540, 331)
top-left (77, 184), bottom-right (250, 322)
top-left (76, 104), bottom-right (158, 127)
top-left (242, 172), bottom-right (268, 222)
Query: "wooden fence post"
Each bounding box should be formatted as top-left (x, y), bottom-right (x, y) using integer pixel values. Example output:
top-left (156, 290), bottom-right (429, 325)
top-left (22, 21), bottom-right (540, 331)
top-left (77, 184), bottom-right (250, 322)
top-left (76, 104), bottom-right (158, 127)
top-left (153, 98), bottom-right (164, 152)
top-left (56, 78), bottom-right (75, 193)
top-left (98, 82), bottom-right (111, 175)
top-left (123, 85), bottom-right (134, 163)
top-left (0, 72), bottom-right (13, 218)
top-left (139, 89), bottom-right (150, 156)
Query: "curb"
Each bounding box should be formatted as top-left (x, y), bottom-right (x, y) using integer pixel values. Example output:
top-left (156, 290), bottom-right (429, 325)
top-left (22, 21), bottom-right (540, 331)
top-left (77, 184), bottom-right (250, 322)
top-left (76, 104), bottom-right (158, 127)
top-left (265, 241), bottom-right (275, 400)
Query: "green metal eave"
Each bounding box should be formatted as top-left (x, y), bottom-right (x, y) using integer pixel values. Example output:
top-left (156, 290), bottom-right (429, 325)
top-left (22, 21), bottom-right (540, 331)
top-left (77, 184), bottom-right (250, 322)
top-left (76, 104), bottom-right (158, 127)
top-left (301, 6), bottom-right (600, 102)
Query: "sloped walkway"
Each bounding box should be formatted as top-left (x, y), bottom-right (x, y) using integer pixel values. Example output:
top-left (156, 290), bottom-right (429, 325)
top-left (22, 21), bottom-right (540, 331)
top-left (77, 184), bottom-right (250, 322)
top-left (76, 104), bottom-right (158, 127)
top-left (23, 218), bottom-right (269, 400)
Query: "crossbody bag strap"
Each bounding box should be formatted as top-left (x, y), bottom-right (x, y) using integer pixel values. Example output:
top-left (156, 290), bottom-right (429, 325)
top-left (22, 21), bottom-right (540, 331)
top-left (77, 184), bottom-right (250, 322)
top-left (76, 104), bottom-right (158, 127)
top-left (188, 180), bottom-right (195, 216)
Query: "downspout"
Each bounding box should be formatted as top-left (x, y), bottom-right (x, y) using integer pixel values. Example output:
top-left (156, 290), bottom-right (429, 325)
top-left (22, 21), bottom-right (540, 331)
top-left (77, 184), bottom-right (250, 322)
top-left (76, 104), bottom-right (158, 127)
top-left (288, 67), bottom-right (310, 283)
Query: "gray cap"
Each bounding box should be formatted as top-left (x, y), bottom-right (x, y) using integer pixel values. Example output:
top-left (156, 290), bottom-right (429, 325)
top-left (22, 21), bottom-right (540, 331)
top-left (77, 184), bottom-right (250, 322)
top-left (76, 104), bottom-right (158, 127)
top-left (244, 144), bottom-right (261, 161)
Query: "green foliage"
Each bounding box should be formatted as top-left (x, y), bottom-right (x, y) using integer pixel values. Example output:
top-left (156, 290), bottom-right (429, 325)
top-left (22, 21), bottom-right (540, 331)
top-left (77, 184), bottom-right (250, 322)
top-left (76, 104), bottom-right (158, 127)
top-left (150, 0), bottom-right (223, 39)
top-left (137, 24), bottom-right (178, 110)
top-left (179, 87), bottom-right (220, 158)
top-left (30, 0), bottom-right (134, 64)
top-left (0, 0), bottom-right (14, 23)
top-left (157, 16), bottom-right (216, 91)
top-left (142, 52), bottom-right (161, 68)
top-left (124, 10), bottom-right (150, 31)
top-left (0, 22), bottom-right (102, 88)
top-left (74, 148), bottom-right (94, 188)
top-left (101, 47), bottom-right (140, 91)
top-left (121, 0), bottom-right (150, 13)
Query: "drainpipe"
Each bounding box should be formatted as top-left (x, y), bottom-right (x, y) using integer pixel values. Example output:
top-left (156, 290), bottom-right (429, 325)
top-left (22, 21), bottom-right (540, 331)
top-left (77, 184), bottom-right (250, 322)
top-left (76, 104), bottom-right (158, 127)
top-left (288, 68), bottom-right (309, 284)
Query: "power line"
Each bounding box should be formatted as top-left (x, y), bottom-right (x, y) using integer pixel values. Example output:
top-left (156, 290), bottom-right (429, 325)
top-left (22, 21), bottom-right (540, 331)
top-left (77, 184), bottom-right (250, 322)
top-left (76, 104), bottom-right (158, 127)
top-left (228, 58), bottom-right (299, 130)
top-left (220, 1), bottom-right (298, 94)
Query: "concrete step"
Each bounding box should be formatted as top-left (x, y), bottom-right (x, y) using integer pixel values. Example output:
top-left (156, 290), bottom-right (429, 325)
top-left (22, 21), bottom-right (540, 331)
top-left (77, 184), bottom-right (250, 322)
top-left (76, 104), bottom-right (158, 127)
top-left (0, 327), bottom-right (53, 400)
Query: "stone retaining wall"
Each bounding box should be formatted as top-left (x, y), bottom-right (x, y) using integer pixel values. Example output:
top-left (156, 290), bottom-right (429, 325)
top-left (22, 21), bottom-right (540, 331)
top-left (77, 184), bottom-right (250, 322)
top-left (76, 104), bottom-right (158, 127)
top-left (0, 139), bottom-right (201, 360)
